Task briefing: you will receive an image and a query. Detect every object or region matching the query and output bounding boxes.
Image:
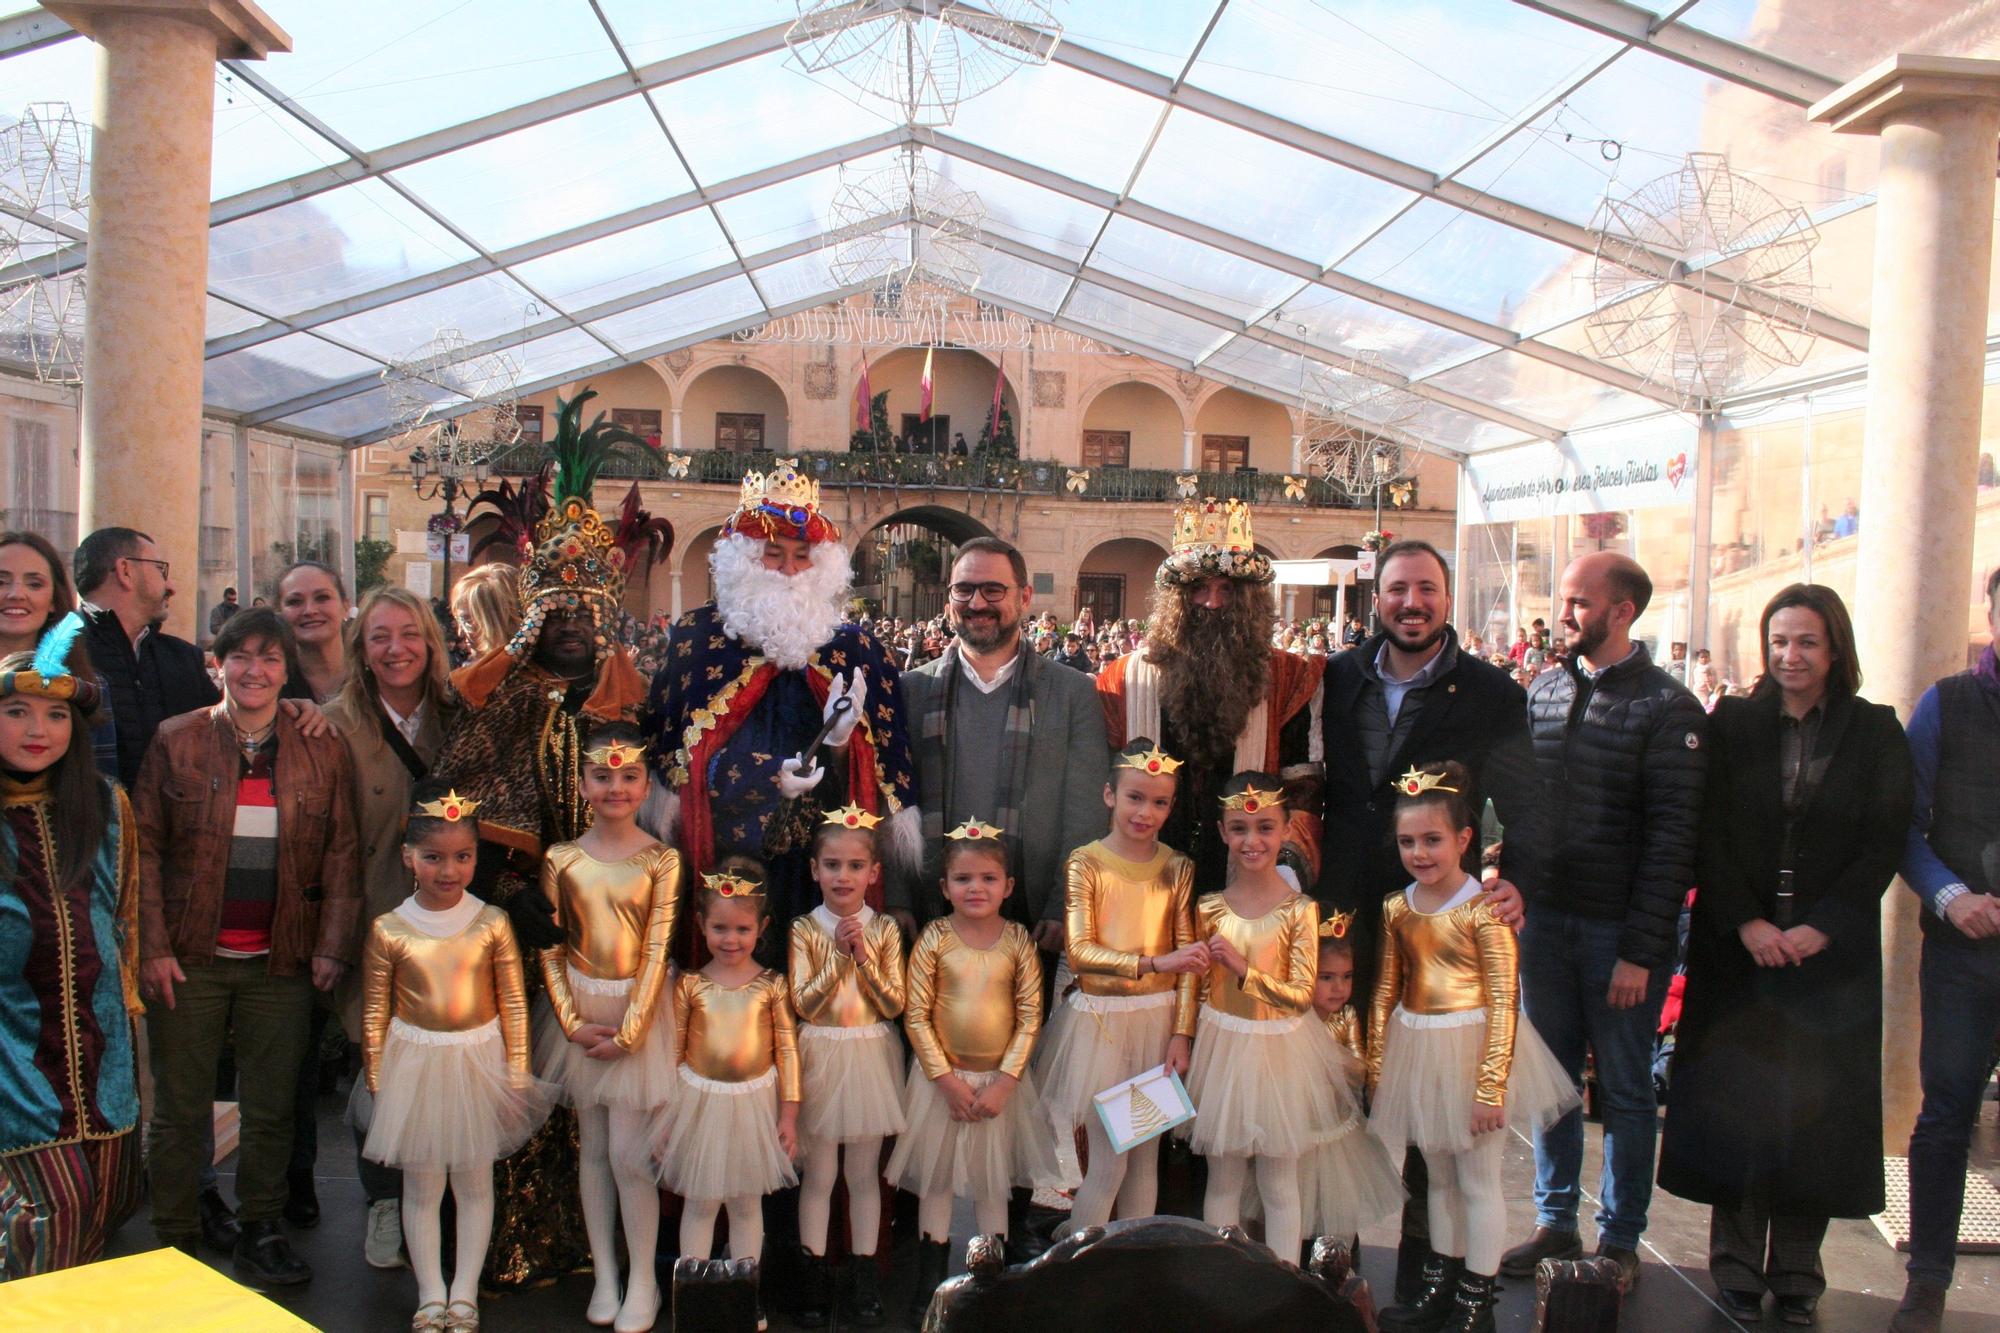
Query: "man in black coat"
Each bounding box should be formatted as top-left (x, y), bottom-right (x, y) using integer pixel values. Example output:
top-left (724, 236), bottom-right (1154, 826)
top-left (1503, 551), bottom-right (1706, 1292)
top-left (74, 527), bottom-right (220, 791)
top-left (1316, 539), bottom-right (1542, 1300)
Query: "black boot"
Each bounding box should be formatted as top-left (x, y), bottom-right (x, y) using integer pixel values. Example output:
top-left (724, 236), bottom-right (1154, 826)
top-left (1437, 1271), bottom-right (1498, 1333)
top-left (1381, 1252), bottom-right (1461, 1332)
top-left (908, 1238), bottom-right (950, 1326)
top-left (233, 1218), bottom-right (312, 1286)
top-left (1394, 1232), bottom-right (1432, 1304)
top-left (844, 1252), bottom-right (886, 1327)
top-left (1005, 1191), bottom-right (1052, 1264)
top-left (793, 1247), bottom-right (832, 1328)
top-left (198, 1187), bottom-right (241, 1254)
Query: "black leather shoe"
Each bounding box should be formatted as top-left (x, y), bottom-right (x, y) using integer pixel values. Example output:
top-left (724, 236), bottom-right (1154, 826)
top-left (198, 1187), bottom-right (241, 1253)
top-left (283, 1170), bottom-right (320, 1229)
top-left (1718, 1289), bottom-right (1763, 1321)
top-left (843, 1253), bottom-right (886, 1327)
top-left (234, 1218), bottom-right (312, 1285)
top-left (1498, 1226), bottom-right (1581, 1278)
top-left (1776, 1294), bottom-right (1818, 1326)
top-left (793, 1247), bottom-right (831, 1328)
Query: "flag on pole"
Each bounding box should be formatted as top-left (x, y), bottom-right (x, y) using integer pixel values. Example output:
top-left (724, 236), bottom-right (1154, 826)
top-left (919, 345), bottom-right (935, 423)
top-left (988, 352), bottom-right (1006, 443)
top-left (853, 351), bottom-right (872, 434)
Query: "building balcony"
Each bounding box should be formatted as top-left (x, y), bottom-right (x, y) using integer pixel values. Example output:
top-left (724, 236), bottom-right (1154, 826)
top-left (487, 443), bottom-right (1402, 510)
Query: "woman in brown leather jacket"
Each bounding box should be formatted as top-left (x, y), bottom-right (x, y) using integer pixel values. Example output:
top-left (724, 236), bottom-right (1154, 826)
top-left (132, 607), bottom-right (359, 1286)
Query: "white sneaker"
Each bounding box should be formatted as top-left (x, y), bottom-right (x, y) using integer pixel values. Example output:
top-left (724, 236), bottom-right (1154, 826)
top-left (364, 1198), bottom-right (405, 1270)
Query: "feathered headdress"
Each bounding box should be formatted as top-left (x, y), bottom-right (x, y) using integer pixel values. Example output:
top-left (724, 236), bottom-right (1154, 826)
top-left (465, 469), bottom-right (551, 565)
top-left (0, 611), bottom-right (99, 710)
top-left (610, 482), bottom-right (674, 579)
top-left (504, 389), bottom-right (665, 659)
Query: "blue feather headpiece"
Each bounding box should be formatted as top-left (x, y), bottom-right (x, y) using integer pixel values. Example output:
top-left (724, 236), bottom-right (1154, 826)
top-left (0, 611), bottom-right (98, 709)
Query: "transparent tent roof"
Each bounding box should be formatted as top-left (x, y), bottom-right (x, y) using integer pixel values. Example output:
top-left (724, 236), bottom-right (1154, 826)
top-left (2, 0), bottom-right (1992, 458)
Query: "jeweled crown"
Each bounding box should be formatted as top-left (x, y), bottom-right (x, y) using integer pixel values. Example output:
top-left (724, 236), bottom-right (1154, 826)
top-left (416, 790), bottom-right (481, 822)
top-left (1319, 909), bottom-right (1356, 940)
top-left (1170, 497), bottom-right (1256, 556)
top-left (1116, 745), bottom-right (1183, 777)
top-left (582, 739), bottom-right (647, 769)
top-left (1219, 785), bottom-right (1285, 815)
top-left (701, 871), bottom-right (766, 900)
top-left (723, 457), bottom-right (840, 543)
top-left (1394, 767), bottom-right (1460, 798)
top-left (822, 804), bottom-right (882, 832)
top-left (945, 819), bottom-right (1005, 841)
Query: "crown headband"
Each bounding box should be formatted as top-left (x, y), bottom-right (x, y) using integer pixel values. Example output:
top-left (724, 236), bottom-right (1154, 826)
top-left (701, 871), bottom-right (766, 899)
top-left (822, 804), bottom-right (882, 832)
top-left (582, 739), bottom-right (647, 769)
top-left (945, 819), bottom-right (1005, 842)
top-left (1116, 745), bottom-right (1183, 777)
top-left (722, 457), bottom-right (840, 544)
top-left (417, 790), bottom-right (481, 822)
top-left (1319, 909), bottom-right (1356, 940)
top-left (1394, 768), bottom-right (1459, 798)
top-left (1219, 786), bottom-right (1285, 815)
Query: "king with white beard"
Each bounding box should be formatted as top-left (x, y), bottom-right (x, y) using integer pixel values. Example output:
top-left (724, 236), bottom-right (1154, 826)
top-left (641, 459), bottom-right (919, 932)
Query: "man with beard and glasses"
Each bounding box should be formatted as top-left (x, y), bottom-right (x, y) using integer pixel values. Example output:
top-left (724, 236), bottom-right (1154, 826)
top-left (1097, 498), bottom-right (1324, 893)
top-left (641, 459), bottom-right (917, 935)
top-left (1502, 550), bottom-right (1706, 1293)
top-left (1316, 537), bottom-right (1542, 1302)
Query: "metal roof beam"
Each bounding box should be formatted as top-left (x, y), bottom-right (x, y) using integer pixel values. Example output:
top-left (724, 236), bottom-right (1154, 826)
top-left (932, 134), bottom-right (1681, 407)
top-left (1047, 33), bottom-right (1867, 351)
top-left (0, 8), bottom-right (75, 57)
top-left (976, 230), bottom-right (1566, 442)
top-left (1507, 0), bottom-right (1841, 106)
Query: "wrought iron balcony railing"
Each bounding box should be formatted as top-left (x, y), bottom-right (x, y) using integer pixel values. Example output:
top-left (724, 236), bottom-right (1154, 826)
top-left (485, 444), bottom-right (1407, 511)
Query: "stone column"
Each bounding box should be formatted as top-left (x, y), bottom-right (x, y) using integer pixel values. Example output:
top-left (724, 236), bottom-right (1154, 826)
top-left (1812, 55), bottom-right (2000, 1149)
top-left (45, 1), bottom-right (288, 639)
top-left (1182, 429), bottom-right (1196, 471)
top-left (671, 407), bottom-right (684, 451)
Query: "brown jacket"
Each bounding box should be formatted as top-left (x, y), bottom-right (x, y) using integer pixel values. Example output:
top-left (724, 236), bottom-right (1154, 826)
top-left (134, 705), bottom-right (361, 974)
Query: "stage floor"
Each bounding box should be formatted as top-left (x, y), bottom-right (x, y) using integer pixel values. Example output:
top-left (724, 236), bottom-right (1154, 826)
top-left (104, 1082), bottom-right (2000, 1331)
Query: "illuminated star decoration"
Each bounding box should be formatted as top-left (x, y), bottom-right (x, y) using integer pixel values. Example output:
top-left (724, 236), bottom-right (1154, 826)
top-left (822, 804), bottom-right (883, 831)
top-left (417, 790), bottom-right (482, 822)
top-left (1219, 785), bottom-right (1286, 814)
top-left (582, 739), bottom-right (648, 769)
top-left (1395, 767), bottom-right (1460, 797)
top-left (1116, 745), bottom-right (1183, 776)
top-left (945, 819), bottom-right (1005, 841)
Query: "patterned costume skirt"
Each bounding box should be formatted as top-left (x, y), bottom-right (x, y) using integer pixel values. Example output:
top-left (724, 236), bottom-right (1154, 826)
top-left (0, 1129), bottom-right (142, 1280)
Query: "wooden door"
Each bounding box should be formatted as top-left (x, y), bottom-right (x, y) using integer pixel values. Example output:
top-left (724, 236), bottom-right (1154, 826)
top-left (1201, 434), bottom-right (1249, 472)
top-left (1081, 430), bottom-right (1130, 468)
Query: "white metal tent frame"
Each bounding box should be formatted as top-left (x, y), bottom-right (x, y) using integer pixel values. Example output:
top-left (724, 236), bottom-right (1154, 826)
top-left (0, 0), bottom-right (1888, 461)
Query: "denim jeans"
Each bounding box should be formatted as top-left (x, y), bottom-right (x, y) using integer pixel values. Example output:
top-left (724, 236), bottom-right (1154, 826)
top-left (1906, 932), bottom-right (2000, 1286)
top-left (1521, 905), bottom-right (1671, 1251)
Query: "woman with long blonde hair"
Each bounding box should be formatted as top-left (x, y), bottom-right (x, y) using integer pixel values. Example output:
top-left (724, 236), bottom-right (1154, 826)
top-left (451, 564), bottom-right (523, 662)
top-left (325, 585), bottom-right (464, 1270)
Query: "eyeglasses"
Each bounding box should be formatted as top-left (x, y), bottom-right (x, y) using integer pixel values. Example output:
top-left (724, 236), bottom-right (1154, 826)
top-left (948, 581), bottom-right (1015, 605)
top-left (125, 556), bottom-right (170, 581)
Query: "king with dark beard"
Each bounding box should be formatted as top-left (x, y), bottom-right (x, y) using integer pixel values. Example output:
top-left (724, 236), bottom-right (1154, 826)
top-left (1097, 498), bottom-right (1324, 891)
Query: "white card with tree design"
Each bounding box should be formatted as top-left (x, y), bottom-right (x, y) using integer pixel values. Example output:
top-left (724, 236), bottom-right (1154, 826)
top-left (1091, 1063), bottom-right (1194, 1154)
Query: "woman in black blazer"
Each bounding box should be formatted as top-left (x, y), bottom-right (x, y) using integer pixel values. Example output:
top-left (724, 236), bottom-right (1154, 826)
top-left (1658, 584), bottom-right (1912, 1326)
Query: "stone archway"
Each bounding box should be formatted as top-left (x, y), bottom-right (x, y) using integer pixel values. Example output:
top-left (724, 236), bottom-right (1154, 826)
top-left (1076, 536), bottom-right (1169, 625)
top-left (853, 504), bottom-right (996, 622)
top-left (678, 524), bottom-right (724, 615)
top-left (858, 347), bottom-right (1020, 455)
top-left (682, 363), bottom-right (791, 453)
top-left (1079, 379), bottom-right (1186, 470)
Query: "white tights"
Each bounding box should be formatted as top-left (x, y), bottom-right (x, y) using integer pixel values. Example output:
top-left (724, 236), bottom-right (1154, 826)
top-left (680, 1194), bottom-right (764, 1263)
top-left (1425, 1131), bottom-right (1506, 1277)
top-left (402, 1165), bottom-right (494, 1307)
top-left (579, 1105), bottom-right (661, 1316)
top-left (799, 1135), bottom-right (885, 1257)
top-left (916, 1191), bottom-right (1008, 1244)
top-left (1204, 1153), bottom-right (1302, 1264)
top-left (1067, 1116), bottom-right (1161, 1233)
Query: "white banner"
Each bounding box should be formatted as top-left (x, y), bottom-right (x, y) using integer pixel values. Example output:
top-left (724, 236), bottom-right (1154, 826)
top-left (1460, 419), bottom-right (1699, 524)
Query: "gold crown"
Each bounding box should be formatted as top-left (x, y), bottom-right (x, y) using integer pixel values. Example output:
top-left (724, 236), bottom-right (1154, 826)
top-left (739, 458), bottom-right (820, 512)
top-left (417, 790), bottom-right (481, 822)
top-left (1116, 745), bottom-right (1183, 777)
top-left (701, 871), bottom-right (766, 899)
top-left (821, 804), bottom-right (883, 832)
top-left (945, 819), bottom-right (1005, 842)
top-left (1219, 785), bottom-right (1285, 815)
top-left (582, 739), bottom-right (647, 769)
top-left (724, 457), bottom-right (839, 543)
top-left (1171, 497), bottom-right (1256, 556)
top-left (1394, 768), bottom-right (1460, 798)
top-left (1319, 909), bottom-right (1356, 940)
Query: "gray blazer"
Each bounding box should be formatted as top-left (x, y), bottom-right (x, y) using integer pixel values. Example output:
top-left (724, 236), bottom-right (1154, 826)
top-left (892, 646), bottom-right (1110, 925)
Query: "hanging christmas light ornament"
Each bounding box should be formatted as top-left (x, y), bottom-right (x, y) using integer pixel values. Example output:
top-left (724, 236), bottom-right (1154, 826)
top-left (1586, 152), bottom-right (1818, 409)
top-left (382, 327), bottom-right (526, 455)
top-left (0, 103), bottom-right (89, 384)
top-left (827, 145), bottom-right (987, 295)
top-left (786, 0), bottom-right (1063, 127)
top-left (1299, 352), bottom-right (1419, 500)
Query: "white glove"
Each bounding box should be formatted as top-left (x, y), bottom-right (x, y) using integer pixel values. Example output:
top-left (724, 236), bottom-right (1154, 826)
top-left (824, 670), bottom-right (867, 748)
top-left (778, 755), bottom-right (825, 799)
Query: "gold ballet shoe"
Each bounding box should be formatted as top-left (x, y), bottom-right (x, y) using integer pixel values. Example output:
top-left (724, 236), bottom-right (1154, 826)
top-left (411, 1302), bottom-right (448, 1331)
top-left (443, 1299), bottom-right (480, 1331)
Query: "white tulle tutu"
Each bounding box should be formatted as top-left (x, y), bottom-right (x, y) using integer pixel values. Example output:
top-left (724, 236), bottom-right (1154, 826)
top-left (1035, 990), bottom-right (1177, 1133)
top-left (362, 1018), bottom-right (554, 1171)
top-left (533, 966), bottom-right (677, 1111)
top-left (1299, 1124), bottom-right (1407, 1237)
top-left (1368, 1006), bottom-right (1580, 1155)
top-left (799, 1022), bottom-right (908, 1144)
top-left (655, 1065), bottom-right (798, 1202)
top-left (884, 1066), bottom-right (1068, 1200)
top-left (1185, 1005), bottom-right (1367, 1160)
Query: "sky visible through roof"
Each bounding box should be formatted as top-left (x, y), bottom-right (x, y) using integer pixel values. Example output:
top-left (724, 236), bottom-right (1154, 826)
top-left (2, 0), bottom-right (1994, 457)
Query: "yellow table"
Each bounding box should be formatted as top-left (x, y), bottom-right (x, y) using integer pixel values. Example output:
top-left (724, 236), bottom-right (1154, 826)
top-left (0, 1248), bottom-right (317, 1331)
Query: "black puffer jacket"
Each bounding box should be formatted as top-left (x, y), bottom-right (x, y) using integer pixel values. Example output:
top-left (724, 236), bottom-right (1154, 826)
top-left (1526, 643), bottom-right (1707, 969)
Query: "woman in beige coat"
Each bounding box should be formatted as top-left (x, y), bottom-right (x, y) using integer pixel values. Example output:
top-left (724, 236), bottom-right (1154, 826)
top-left (326, 585), bottom-right (462, 1271)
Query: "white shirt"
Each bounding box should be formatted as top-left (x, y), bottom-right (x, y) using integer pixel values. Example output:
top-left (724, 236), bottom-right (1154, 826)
top-left (958, 644), bottom-right (1021, 695)
top-left (381, 697), bottom-right (426, 745)
top-left (395, 892), bottom-right (486, 938)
